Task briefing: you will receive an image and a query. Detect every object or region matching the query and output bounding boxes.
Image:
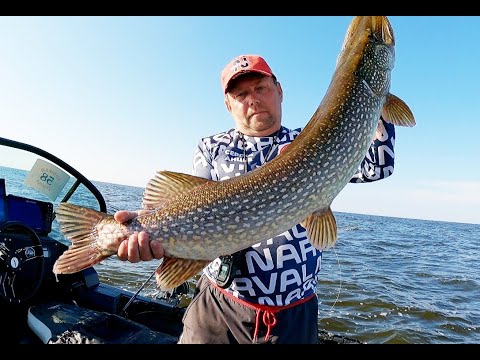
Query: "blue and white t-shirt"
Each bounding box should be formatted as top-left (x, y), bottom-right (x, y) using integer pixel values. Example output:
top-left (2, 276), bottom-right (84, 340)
top-left (192, 119), bottom-right (395, 306)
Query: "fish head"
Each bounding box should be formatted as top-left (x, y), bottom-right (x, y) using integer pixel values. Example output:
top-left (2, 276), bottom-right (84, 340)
top-left (336, 16), bottom-right (395, 98)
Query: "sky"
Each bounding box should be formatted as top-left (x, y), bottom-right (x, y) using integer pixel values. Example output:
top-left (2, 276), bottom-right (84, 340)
top-left (0, 16), bottom-right (479, 225)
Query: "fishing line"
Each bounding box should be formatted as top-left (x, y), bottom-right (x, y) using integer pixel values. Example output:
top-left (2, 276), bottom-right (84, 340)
top-left (317, 246), bottom-right (342, 322)
top-left (120, 262), bottom-right (161, 316)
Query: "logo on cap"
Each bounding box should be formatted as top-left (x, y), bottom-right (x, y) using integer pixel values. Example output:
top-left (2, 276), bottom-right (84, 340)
top-left (221, 55), bottom-right (274, 94)
top-left (230, 56), bottom-right (250, 73)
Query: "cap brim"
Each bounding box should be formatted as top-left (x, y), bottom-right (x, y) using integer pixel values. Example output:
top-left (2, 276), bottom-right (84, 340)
top-left (224, 70), bottom-right (273, 93)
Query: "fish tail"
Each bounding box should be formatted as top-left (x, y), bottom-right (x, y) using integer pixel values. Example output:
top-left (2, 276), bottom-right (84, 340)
top-left (53, 203), bottom-right (120, 275)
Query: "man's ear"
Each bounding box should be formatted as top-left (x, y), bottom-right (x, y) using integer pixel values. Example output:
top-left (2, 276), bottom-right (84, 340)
top-left (277, 82), bottom-right (284, 102)
top-left (224, 96), bottom-right (232, 112)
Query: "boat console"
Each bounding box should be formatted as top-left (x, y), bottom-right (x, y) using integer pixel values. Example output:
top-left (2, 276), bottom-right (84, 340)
top-left (0, 135), bottom-right (362, 345)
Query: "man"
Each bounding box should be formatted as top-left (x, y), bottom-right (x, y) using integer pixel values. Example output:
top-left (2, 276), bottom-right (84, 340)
top-left (114, 54), bottom-right (396, 343)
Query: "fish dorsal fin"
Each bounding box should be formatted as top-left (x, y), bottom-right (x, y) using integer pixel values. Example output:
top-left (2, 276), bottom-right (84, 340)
top-left (142, 170), bottom-right (212, 210)
top-left (155, 256), bottom-right (210, 291)
top-left (382, 93), bottom-right (416, 127)
top-left (301, 207), bottom-right (338, 250)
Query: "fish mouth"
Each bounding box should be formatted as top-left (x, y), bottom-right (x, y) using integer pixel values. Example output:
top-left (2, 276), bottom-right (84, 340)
top-left (339, 16), bottom-right (395, 60)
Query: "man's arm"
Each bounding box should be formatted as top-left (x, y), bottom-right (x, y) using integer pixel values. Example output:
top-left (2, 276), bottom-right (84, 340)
top-left (192, 140), bottom-right (214, 179)
top-left (349, 117), bottom-right (395, 183)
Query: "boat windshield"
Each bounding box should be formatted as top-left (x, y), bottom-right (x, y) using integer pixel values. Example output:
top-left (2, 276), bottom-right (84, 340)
top-left (0, 136), bottom-right (106, 245)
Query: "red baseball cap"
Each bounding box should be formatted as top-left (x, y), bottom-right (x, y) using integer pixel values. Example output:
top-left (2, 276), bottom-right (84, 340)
top-left (221, 55), bottom-right (274, 94)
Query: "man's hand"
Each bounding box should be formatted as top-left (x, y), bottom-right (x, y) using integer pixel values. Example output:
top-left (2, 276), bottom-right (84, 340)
top-left (373, 116), bottom-right (389, 142)
top-left (114, 210), bottom-right (164, 262)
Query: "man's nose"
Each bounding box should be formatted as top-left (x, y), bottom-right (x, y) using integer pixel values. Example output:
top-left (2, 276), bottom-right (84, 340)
top-left (247, 93), bottom-right (260, 106)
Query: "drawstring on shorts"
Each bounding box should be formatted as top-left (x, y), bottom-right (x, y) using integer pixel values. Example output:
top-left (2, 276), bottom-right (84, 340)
top-left (253, 306), bottom-right (278, 342)
top-left (211, 280), bottom-right (315, 343)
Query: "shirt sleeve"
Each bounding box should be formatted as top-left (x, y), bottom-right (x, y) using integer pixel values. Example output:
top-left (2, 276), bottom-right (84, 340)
top-left (349, 117), bottom-right (396, 183)
top-left (192, 139), bottom-right (214, 180)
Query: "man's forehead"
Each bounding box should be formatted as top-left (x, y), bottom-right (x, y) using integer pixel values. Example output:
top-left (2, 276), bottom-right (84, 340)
top-left (228, 74), bottom-right (271, 93)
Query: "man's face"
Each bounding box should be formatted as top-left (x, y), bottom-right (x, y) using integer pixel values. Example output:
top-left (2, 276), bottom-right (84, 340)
top-left (225, 74), bottom-right (283, 137)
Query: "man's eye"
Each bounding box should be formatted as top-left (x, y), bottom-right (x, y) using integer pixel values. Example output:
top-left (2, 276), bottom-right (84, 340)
top-left (235, 93), bottom-right (246, 100)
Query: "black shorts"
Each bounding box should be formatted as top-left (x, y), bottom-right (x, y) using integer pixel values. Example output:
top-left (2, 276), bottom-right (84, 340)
top-left (178, 275), bottom-right (319, 344)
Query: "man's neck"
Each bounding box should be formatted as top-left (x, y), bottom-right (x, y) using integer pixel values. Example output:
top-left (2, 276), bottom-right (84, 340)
top-left (238, 125), bottom-right (281, 137)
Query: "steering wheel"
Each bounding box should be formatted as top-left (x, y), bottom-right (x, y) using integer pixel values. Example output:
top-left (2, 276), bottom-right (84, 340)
top-left (0, 221), bottom-right (45, 304)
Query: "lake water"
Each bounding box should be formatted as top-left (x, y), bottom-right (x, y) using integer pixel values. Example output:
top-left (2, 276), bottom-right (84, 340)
top-left (92, 181), bottom-right (480, 344)
top-left (2, 167), bottom-right (479, 344)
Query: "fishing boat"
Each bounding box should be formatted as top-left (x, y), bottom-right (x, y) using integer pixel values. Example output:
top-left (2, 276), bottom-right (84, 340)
top-left (0, 136), bottom-right (361, 344)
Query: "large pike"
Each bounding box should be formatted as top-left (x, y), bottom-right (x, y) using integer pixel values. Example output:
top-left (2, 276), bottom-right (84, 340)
top-left (53, 16), bottom-right (415, 290)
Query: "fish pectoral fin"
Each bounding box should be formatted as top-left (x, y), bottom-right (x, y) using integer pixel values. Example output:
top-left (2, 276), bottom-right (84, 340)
top-left (381, 93), bottom-right (416, 127)
top-left (155, 256), bottom-right (210, 291)
top-left (142, 170), bottom-right (213, 210)
top-left (301, 207), bottom-right (338, 250)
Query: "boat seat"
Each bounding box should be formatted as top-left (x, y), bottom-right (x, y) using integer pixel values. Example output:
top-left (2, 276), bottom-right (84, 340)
top-left (27, 302), bottom-right (178, 344)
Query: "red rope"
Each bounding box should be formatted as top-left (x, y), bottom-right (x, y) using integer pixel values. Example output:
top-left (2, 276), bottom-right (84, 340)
top-left (211, 279), bottom-right (315, 342)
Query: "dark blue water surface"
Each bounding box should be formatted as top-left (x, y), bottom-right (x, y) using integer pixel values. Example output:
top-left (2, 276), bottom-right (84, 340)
top-left (91, 181), bottom-right (480, 344)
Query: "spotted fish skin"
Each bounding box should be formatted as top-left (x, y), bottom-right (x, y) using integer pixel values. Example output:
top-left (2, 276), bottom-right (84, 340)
top-left (53, 16), bottom-right (415, 290)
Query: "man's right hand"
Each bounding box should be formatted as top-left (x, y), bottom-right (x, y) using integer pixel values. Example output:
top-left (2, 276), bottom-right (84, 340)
top-left (114, 210), bottom-right (165, 262)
